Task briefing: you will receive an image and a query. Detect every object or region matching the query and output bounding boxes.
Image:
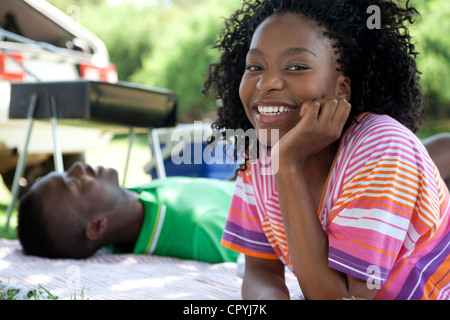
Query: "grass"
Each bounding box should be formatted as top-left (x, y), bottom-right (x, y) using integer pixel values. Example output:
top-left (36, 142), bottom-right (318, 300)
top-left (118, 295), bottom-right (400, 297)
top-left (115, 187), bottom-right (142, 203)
top-left (0, 282), bottom-right (57, 300)
top-left (0, 280), bottom-right (88, 300)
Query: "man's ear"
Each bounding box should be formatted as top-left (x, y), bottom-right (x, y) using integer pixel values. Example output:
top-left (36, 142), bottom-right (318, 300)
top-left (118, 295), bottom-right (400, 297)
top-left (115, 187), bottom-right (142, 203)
top-left (336, 74), bottom-right (351, 101)
top-left (85, 216), bottom-right (108, 240)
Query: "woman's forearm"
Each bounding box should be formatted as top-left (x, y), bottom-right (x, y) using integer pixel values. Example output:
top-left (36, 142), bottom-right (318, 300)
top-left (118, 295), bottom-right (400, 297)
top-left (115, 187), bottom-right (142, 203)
top-left (242, 256), bottom-right (290, 300)
top-left (275, 164), bottom-right (349, 299)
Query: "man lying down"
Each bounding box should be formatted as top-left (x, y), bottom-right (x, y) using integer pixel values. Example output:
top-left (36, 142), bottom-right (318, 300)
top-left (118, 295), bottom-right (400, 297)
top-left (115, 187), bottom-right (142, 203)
top-left (16, 133), bottom-right (450, 262)
top-left (17, 161), bottom-right (239, 263)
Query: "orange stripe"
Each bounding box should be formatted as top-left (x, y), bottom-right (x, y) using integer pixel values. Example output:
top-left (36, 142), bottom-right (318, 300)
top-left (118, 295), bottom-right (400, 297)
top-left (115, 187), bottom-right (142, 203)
top-left (414, 213), bottom-right (450, 253)
top-left (348, 172), bottom-right (418, 197)
top-left (347, 179), bottom-right (420, 198)
top-left (230, 207), bottom-right (260, 222)
top-left (335, 183), bottom-right (419, 207)
top-left (326, 199), bottom-right (414, 229)
top-left (378, 161), bottom-right (422, 178)
top-left (242, 175), bottom-right (252, 184)
top-left (221, 240), bottom-right (279, 260)
top-left (424, 262), bottom-right (450, 300)
top-left (355, 194), bottom-right (416, 211)
top-left (345, 162), bottom-right (421, 189)
top-left (349, 167), bottom-right (418, 185)
top-left (333, 185), bottom-right (418, 206)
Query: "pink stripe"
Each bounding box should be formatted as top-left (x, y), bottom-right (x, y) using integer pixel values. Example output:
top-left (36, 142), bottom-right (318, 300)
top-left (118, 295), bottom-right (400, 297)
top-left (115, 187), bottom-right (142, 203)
top-left (328, 230), bottom-right (399, 269)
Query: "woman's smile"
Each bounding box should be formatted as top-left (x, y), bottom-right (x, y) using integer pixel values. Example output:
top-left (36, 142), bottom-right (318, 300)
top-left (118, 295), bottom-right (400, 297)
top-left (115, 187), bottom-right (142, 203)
top-left (252, 101), bottom-right (298, 125)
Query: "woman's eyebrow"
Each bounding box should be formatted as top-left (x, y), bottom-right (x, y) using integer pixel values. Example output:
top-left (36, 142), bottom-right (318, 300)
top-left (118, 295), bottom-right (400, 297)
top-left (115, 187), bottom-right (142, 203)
top-left (282, 47), bottom-right (317, 57)
top-left (247, 48), bottom-right (264, 57)
top-left (247, 47), bottom-right (317, 57)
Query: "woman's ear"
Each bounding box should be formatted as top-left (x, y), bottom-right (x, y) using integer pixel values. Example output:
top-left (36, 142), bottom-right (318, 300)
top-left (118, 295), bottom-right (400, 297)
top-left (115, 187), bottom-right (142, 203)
top-left (336, 74), bottom-right (351, 101)
top-left (85, 216), bottom-right (108, 240)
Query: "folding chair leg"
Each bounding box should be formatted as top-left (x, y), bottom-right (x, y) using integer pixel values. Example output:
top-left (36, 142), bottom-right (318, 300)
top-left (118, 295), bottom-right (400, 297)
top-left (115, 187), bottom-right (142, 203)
top-left (149, 129), bottom-right (166, 179)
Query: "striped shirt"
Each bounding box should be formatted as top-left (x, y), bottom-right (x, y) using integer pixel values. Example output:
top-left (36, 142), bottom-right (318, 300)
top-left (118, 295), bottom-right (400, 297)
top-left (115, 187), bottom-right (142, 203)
top-left (221, 112), bottom-right (450, 300)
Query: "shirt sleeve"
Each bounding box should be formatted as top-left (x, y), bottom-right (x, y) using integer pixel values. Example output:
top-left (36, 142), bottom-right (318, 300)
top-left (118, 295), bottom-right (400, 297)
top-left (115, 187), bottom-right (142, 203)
top-left (221, 167), bottom-right (279, 260)
top-left (326, 129), bottom-right (434, 285)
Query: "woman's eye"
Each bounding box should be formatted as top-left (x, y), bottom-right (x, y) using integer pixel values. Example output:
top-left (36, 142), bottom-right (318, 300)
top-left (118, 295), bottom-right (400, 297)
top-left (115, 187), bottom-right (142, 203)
top-left (246, 65), bottom-right (263, 72)
top-left (287, 65), bottom-right (308, 71)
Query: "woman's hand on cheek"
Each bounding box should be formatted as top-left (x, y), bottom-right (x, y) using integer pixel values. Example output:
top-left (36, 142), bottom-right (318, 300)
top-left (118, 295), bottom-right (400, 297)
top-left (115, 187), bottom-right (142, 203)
top-left (272, 96), bottom-right (351, 168)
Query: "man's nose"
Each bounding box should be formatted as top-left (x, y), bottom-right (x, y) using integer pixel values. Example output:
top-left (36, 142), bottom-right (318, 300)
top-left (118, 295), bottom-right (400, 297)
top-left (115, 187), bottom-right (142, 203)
top-left (66, 161), bottom-right (86, 176)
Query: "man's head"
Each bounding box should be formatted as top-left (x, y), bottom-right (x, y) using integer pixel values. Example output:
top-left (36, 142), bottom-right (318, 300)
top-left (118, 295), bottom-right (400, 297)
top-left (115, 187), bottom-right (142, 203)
top-left (18, 162), bottom-right (122, 259)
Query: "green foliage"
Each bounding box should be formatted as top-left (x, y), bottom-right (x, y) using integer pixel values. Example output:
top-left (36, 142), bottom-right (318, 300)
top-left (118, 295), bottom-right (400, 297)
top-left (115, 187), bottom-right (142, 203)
top-left (130, 1), bottom-right (239, 120)
top-left (48, 0), bottom-right (239, 121)
top-left (79, 1), bottom-right (158, 81)
top-left (46, 0), bottom-right (450, 120)
top-left (410, 0), bottom-right (450, 117)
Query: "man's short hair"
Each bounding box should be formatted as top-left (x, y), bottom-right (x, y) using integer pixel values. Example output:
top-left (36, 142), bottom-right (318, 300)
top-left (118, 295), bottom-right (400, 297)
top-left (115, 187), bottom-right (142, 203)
top-left (18, 190), bottom-right (89, 259)
top-left (18, 190), bottom-right (63, 258)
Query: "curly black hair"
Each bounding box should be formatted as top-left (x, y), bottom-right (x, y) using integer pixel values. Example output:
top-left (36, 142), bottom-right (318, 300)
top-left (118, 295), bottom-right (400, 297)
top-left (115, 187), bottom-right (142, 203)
top-left (203, 0), bottom-right (424, 172)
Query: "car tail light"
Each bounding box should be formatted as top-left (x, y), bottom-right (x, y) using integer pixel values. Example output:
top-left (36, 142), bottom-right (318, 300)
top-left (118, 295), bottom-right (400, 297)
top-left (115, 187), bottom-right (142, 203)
top-left (79, 63), bottom-right (118, 83)
top-left (0, 53), bottom-right (26, 81)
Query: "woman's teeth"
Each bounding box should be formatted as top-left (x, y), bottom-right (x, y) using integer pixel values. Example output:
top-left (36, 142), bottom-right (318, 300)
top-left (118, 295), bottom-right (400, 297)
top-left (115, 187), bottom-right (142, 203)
top-left (258, 106), bottom-right (293, 115)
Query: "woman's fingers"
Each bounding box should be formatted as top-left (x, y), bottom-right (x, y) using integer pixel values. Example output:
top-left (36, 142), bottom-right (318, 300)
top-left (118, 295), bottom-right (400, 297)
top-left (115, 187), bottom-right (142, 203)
top-left (299, 96), bottom-right (351, 140)
top-left (301, 96), bottom-right (350, 124)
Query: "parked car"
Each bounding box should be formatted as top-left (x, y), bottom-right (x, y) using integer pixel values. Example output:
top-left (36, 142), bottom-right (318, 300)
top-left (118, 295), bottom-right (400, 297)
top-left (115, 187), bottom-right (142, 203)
top-left (0, 0), bottom-right (118, 195)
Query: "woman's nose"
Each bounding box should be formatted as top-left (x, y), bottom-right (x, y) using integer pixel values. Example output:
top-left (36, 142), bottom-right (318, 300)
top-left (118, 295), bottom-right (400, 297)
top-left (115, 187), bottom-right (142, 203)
top-left (256, 71), bottom-right (284, 93)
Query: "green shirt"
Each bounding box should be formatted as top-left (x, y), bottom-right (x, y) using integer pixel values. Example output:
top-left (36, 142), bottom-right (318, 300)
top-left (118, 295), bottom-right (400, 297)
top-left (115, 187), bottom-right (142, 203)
top-left (114, 177), bottom-right (239, 264)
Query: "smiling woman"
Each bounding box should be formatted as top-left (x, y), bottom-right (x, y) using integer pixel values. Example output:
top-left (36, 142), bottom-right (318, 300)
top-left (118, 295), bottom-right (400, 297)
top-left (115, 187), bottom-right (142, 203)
top-left (239, 12), bottom-right (350, 145)
top-left (203, 0), bottom-right (450, 300)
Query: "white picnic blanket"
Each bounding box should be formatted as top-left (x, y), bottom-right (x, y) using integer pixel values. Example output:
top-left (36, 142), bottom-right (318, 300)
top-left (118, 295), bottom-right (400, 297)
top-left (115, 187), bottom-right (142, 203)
top-left (0, 239), bottom-right (304, 300)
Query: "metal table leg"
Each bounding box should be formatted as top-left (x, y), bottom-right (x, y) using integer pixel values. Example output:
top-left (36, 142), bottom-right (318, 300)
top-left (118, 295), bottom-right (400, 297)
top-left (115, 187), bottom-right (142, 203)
top-left (4, 94), bottom-right (37, 231)
top-left (122, 127), bottom-right (135, 187)
top-left (50, 94), bottom-right (64, 173)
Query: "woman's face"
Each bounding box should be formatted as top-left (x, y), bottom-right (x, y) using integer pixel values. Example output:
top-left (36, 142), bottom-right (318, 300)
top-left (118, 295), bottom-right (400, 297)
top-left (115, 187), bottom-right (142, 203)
top-left (239, 12), bottom-right (348, 145)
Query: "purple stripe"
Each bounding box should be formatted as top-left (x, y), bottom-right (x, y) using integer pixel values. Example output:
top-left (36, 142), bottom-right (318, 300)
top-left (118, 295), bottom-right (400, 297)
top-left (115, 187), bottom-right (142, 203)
top-left (395, 231), bottom-right (450, 300)
top-left (328, 247), bottom-right (390, 283)
top-left (222, 221), bottom-right (276, 255)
